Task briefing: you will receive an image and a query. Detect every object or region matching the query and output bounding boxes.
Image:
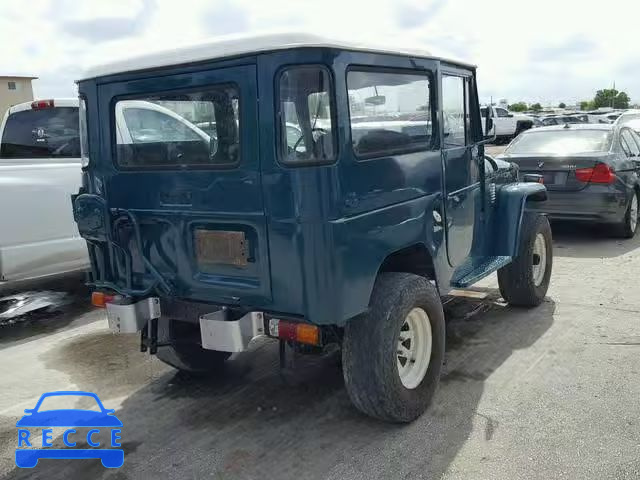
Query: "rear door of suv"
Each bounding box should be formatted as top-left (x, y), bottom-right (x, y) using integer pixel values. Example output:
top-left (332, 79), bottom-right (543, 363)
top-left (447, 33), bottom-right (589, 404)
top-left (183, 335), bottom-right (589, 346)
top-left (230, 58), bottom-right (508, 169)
top-left (95, 64), bottom-right (272, 306)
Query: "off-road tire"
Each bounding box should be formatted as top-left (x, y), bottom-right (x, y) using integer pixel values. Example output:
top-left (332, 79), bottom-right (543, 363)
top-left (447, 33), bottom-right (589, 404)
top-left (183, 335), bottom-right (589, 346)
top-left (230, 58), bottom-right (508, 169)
top-left (617, 190), bottom-right (639, 239)
top-left (498, 213), bottom-right (552, 306)
top-left (342, 273), bottom-right (446, 423)
top-left (156, 318), bottom-right (230, 374)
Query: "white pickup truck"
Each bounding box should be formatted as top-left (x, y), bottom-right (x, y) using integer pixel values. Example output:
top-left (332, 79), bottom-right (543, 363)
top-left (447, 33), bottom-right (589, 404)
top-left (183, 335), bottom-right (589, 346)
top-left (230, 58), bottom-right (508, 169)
top-left (0, 98), bottom-right (89, 285)
top-left (481, 106), bottom-right (535, 142)
top-left (0, 98), bottom-right (213, 287)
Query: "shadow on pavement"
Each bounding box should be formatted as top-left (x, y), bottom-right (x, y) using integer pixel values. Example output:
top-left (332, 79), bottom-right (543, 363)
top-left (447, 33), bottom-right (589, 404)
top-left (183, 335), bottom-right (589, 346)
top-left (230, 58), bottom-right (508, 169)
top-left (5, 293), bottom-right (555, 480)
top-left (551, 221), bottom-right (640, 258)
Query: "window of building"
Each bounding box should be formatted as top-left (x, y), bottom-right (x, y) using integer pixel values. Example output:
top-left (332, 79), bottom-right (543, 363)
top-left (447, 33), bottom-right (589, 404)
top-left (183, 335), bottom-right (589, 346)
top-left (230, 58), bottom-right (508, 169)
top-left (7, 81), bottom-right (16, 90)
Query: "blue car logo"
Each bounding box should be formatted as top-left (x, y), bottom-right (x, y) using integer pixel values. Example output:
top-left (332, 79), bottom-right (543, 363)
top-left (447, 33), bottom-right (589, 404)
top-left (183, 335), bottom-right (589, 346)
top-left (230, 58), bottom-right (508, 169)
top-left (15, 391), bottom-right (123, 468)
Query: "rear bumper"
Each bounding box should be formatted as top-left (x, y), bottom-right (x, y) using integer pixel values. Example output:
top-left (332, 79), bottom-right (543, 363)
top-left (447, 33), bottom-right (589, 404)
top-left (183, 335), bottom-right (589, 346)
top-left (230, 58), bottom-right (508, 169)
top-left (527, 185), bottom-right (627, 223)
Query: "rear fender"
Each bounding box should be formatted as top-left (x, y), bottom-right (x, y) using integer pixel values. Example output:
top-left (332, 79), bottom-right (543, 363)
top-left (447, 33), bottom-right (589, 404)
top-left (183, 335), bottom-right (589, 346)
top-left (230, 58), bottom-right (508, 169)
top-left (492, 183), bottom-right (547, 257)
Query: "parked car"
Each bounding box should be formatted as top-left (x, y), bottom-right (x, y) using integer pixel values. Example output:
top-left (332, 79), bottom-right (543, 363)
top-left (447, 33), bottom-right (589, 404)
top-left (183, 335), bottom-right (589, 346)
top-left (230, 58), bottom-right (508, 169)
top-left (540, 115), bottom-right (587, 126)
top-left (0, 97), bottom-right (218, 286)
top-left (0, 98), bottom-right (89, 285)
top-left (73, 32), bottom-right (551, 423)
top-left (614, 110), bottom-right (640, 132)
top-left (587, 112), bottom-right (622, 124)
top-left (480, 105), bottom-right (535, 141)
top-left (498, 124), bottom-right (640, 237)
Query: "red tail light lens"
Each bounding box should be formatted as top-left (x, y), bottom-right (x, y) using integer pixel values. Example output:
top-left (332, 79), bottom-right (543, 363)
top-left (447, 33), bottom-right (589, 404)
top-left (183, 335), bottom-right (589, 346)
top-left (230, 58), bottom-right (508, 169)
top-left (268, 319), bottom-right (321, 346)
top-left (31, 99), bottom-right (55, 110)
top-left (575, 163), bottom-right (615, 184)
top-left (91, 291), bottom-right (116, 308)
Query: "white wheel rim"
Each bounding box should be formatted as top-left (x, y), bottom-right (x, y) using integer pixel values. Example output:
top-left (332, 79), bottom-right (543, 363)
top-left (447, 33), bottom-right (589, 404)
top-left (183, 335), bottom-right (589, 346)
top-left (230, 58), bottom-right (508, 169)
top-left (630, 195), bottom-right (638, 232)
top-left (532, 233), bottom-right (547, 287)
top-left (397, 307), bottom-right (432, 390)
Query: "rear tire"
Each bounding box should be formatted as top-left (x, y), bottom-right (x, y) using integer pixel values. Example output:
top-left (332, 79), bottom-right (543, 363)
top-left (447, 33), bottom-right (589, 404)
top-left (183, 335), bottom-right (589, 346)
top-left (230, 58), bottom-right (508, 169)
top-left (155, 319), bottom-right (230, 374)
top-left (617, 191), bottom-right (638, 239)
top-left (498, 213), bottom-right (553, 307)
top-left (342, 273), bottom-right (445, 423)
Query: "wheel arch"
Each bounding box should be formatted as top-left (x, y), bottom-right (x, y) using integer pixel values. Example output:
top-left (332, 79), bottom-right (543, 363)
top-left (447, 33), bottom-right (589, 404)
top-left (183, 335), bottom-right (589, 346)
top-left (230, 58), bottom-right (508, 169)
top-left (377, 243), bottom-right (437, 280)
top-left (493, 183), bottom-right (548, 257)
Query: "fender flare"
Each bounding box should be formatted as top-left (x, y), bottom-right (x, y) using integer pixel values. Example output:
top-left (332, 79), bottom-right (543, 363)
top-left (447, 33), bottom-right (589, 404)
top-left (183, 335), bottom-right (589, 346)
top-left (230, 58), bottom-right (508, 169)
top-left (493, 183), bottom-right (547, 257)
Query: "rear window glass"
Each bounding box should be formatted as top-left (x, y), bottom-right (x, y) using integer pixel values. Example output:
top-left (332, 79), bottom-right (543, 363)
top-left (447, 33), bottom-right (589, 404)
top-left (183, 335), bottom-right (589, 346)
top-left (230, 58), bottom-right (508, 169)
top-left (619, 113), bottom-right (640, 128)
top-left (0, 107), bottom-right (80, 159)
top-left (505, 129), bottom-right (613, 155)
top-left (114, 85), bottom-right (239, 168)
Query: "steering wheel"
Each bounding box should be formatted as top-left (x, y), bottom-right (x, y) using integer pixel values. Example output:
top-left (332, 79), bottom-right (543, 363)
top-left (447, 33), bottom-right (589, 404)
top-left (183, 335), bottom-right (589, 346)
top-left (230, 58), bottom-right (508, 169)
top-left (291, 127), bottom-right (328, 153)
top-left (484, 154), bottom-right (499, 172)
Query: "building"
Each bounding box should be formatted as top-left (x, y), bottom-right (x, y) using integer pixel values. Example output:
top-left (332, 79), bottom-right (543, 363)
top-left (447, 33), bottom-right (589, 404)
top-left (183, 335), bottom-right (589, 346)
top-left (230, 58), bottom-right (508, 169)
top-left (0, 75), bottom-right (37, 118)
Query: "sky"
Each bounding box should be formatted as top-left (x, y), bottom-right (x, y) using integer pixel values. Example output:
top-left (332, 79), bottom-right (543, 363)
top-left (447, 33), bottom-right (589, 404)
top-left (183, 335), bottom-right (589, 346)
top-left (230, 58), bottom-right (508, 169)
top-left (1, 0), bottom-right (639, 107)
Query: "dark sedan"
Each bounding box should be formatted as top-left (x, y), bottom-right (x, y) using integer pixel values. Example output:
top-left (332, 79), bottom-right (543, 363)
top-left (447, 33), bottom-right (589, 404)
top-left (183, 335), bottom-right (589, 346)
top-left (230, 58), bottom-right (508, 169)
top-left (498, 124), bottom-right (640, 237)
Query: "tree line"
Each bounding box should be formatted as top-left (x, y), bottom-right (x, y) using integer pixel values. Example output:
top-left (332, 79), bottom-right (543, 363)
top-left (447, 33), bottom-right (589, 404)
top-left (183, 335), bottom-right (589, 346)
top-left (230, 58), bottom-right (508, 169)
top-left (507, 88), bottom-right (632, 112)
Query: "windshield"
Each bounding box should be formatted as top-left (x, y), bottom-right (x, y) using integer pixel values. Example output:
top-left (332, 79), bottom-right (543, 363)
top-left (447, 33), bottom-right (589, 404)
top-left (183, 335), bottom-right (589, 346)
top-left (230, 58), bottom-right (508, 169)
top-left (505, 129), bottom-right (612, 155)
top-left (0, 107), bottom-right (80, 159)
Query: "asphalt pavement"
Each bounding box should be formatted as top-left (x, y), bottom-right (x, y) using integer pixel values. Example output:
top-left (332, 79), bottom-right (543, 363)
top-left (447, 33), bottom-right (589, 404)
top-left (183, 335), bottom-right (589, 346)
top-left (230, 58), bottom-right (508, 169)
top-left (1, 208), bottom-right (639, 479)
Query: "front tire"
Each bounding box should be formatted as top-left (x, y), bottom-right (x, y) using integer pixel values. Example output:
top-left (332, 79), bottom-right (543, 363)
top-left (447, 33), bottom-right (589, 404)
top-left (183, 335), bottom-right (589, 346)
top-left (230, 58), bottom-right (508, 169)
top-left (498, 213), bottom-right (552, 307)
top-left (156, 319), bottom-right (230, 374)
top-left (617, 190), bottom-right (638, 239)
top-left (342, 273), bottom-right (445, 423)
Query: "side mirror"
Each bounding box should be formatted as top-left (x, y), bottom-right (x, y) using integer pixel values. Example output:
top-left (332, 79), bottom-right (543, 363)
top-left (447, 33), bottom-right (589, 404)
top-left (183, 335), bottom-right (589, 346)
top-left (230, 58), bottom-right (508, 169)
top-left (507, 113), bottom-right (514, 118)
top-left (484, 108), bottom-right (495, 139)
top-left (23, 409), bottom-right (34, 414)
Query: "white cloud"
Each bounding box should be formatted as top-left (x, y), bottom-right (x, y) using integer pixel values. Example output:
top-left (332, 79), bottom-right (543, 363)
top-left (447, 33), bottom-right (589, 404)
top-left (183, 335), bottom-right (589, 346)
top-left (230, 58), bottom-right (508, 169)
top-left (0, 0), bottom-right (638, 106)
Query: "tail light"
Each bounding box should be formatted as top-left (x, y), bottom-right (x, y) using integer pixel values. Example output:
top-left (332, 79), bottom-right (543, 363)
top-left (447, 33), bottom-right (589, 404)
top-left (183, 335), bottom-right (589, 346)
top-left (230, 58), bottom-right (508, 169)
top-left (575, 163), bottom-right (615, 184)
top-left (31, 99), bottom-right (54, 110)
top-left (268, 319), bottom-right (321, 346)
top-left (91, 291), bottom-right (116, 308)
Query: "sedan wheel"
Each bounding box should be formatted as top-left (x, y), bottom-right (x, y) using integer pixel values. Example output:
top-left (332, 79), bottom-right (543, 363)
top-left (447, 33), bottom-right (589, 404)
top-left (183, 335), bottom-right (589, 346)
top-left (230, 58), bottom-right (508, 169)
top-left (619, 192), bottom-right (639, 239)
top-left (630, 194), bottom-right (638, 233)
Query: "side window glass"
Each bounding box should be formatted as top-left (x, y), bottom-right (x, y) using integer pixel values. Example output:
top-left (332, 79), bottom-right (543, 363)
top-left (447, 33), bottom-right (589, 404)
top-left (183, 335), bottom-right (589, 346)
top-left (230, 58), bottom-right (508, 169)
top-left (442, 75), bottom-right (466, 147)
top-left (631, 130), bottom-right (640, 153)
top-left (496, 108), bottom-right (509, 117)
top-left (347, 70), bottom-right (432, 158)
top-left (622, 130), bottom-right (640, 156)
top-left (278, 66), bottom-right (335, 165)
top-left (620, 135), bottom-right (632, 157)
top-left (464, 79), bottom-right (472, 144)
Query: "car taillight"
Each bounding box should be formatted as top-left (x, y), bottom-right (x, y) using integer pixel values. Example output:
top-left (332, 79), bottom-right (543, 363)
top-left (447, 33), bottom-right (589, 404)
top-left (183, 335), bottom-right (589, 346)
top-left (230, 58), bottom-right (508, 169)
top-left (575, 163), bottom-right (615, 184)
top-left (31, 99), bottom-right (54, 110)
top-left (268, 319), bottom-right (321, 346)
top-left (91, 291), bottom-right (116, 308)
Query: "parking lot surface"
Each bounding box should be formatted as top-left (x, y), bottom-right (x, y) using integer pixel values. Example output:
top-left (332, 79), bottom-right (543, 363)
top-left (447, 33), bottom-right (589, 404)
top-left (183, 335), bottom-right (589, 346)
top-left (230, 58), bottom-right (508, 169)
top-left (1, 221), bottom-right (640, 479)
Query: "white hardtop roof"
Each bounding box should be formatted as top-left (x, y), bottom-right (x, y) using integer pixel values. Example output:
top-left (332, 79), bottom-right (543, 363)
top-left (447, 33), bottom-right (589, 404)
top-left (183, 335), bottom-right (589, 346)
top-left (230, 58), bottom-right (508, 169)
top-left (79, 32), bottom-right (473, 81)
